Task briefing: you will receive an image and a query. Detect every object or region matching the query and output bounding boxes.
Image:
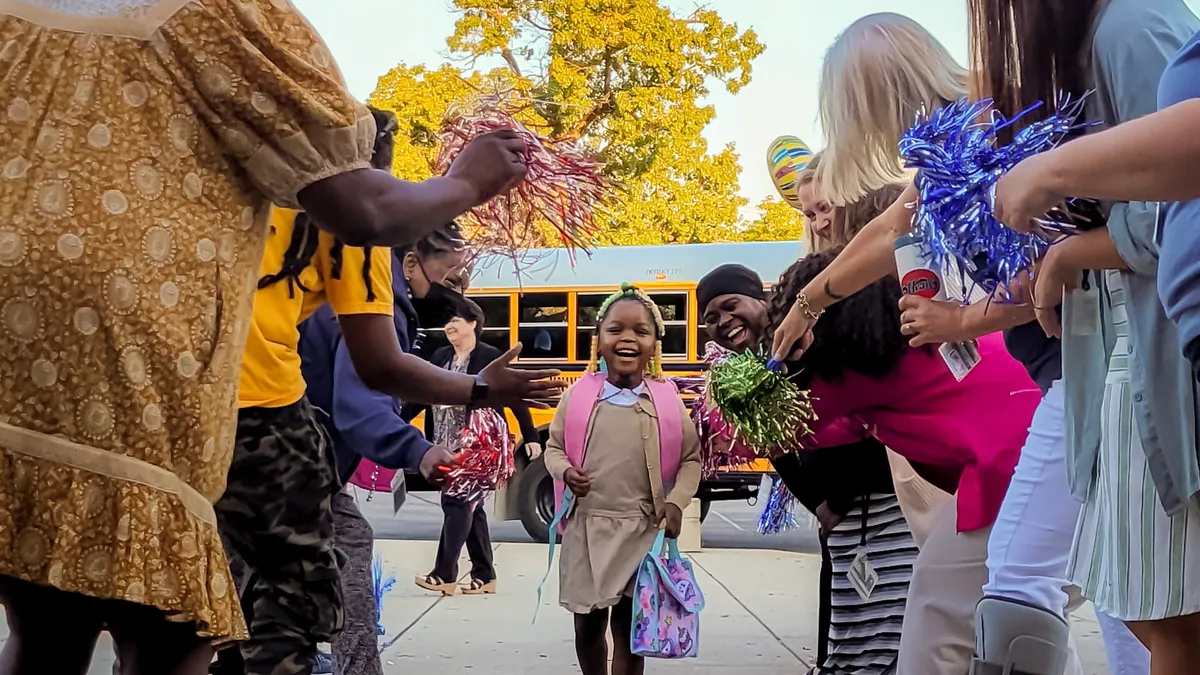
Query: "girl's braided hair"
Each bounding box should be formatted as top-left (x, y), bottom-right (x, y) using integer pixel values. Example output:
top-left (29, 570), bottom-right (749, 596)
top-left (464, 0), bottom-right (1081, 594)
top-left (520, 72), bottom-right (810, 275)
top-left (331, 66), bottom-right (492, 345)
top-left (258, 106), bottom-right (399, 301)
top-left (765, 247), bottom-right (912, 387)
top-left (586, 282), bottom-right (666, 378)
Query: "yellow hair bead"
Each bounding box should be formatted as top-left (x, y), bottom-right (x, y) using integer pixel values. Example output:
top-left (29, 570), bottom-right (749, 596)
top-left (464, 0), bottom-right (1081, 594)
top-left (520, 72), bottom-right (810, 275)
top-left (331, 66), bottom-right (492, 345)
top-left (586, 335), bottom-right (600, 374)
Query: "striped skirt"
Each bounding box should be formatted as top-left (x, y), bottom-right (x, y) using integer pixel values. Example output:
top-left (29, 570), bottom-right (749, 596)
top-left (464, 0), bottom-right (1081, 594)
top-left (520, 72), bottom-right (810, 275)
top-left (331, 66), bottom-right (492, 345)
top-left (1068, 377), bottom-right (1200, 621)
top-left (821, 494), bottom-right (919, 675)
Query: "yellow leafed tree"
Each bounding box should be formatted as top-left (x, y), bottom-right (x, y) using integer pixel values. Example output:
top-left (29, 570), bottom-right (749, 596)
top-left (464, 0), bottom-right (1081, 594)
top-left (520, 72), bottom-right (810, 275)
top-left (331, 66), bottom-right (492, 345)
top-left (368, 0), bottom-right (773, 246)
top-left (742, 197), bottom-right (805, 243)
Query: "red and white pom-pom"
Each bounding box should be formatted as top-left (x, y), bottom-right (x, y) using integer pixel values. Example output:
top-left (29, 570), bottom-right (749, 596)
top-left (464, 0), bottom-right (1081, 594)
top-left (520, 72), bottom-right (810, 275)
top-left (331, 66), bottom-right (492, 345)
top-left (434, 95), bottom-right (615, 260)
top-left (443, 408), bottom-right (516, 502)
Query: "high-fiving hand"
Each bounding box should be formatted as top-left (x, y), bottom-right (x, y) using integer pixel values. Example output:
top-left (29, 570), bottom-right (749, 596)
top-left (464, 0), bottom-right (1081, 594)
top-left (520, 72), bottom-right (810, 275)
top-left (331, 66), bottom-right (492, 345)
top-left (479, 343), bottom-right (563, 408)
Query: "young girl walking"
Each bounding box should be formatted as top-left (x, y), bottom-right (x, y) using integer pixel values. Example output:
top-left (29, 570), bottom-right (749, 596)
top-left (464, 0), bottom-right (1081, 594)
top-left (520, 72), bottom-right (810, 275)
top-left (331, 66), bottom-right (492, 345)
top-left (543, 284), bottom-right (702, 675)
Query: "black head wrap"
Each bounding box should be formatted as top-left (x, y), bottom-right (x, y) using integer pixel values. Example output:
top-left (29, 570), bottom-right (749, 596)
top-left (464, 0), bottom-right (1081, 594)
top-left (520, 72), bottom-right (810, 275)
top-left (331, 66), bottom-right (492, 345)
top-left (697, 264), bottom-right (765, 314)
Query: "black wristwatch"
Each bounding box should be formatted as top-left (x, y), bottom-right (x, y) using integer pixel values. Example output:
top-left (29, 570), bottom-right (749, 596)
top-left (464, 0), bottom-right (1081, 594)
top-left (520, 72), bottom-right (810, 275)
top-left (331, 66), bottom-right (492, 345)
top-left (470, 373), bottom-right (489, 403)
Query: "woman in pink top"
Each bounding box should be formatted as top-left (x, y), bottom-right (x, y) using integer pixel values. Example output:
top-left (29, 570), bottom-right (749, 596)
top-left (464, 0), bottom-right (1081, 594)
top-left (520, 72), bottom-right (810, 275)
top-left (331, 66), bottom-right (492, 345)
top-left (767, 247), bottom-right (1041, 671)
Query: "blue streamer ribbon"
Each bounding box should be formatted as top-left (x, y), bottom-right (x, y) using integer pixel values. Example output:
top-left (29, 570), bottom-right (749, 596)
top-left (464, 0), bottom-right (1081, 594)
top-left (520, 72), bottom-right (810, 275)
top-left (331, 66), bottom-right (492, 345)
top-left (757, 477), bottom-right (798, 535)
top-left (534, 489), bottom-right (575, 623)
top-left (372, 553), bottom-right (396, 637)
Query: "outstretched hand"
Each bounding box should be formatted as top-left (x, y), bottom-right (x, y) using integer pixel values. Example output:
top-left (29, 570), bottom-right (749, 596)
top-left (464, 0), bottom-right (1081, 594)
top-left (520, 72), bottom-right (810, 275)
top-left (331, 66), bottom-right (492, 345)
top-left (479, 343), bottom-right (563, 408)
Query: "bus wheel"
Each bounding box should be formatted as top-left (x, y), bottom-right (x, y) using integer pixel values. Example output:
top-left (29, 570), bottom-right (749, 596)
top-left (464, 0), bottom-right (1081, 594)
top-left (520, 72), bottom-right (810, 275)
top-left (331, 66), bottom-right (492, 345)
top-left (700, 499), bottom-right (711, 523)
top-left (515, 455), bottom-right (559, 544)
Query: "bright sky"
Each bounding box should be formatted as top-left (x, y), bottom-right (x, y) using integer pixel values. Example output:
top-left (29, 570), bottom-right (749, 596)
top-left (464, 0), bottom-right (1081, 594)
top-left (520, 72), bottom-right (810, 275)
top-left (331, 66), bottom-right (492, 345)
top-left (291, 0), bottom-right (1198, 212)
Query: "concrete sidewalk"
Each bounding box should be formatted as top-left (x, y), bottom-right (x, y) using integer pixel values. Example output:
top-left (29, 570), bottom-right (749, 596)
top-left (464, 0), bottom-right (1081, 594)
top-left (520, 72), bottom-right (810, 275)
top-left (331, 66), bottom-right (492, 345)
top-left (376, 541), bottom-right (1112, 674)
top-left (1, 541), bottom-right (1113, 673)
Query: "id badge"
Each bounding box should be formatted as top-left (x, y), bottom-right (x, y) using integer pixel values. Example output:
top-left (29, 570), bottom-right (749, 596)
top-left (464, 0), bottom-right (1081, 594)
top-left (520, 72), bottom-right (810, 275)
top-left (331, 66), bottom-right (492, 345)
top-left (939, 339), bottom-right (981, 382)
top-left (848, 548), bottom-right (879, 600)
top-left (1066, 288), bottom-right (1101, 336)
top-left (391, 470), bottom-right (407, 514)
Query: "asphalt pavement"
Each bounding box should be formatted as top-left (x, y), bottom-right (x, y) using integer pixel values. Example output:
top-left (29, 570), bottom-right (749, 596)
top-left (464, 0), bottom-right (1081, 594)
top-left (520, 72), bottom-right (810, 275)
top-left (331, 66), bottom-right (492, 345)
top-left (365, 475), bottom-right (823, 554)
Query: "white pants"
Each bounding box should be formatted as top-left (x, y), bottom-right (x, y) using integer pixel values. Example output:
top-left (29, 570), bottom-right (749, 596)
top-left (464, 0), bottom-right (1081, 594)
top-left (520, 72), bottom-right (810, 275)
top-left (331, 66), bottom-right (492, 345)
top-left (983, 380), bottom-right (1075, 611)
top-left (982, 380), bottom-right (1149, 673)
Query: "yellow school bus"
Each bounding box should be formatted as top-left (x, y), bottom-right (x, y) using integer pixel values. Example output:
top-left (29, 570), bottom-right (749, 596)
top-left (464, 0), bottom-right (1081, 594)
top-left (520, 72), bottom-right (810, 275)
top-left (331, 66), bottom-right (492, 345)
top-left (420, 241), bottom-right (804, 542)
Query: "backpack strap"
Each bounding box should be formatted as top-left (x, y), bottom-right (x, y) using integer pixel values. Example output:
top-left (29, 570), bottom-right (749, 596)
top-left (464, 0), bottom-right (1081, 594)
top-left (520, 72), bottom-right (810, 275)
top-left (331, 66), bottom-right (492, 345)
top-left (645, 378), bottom-right (683, 490)
top-left (552, 373), bottom-right (607, 533)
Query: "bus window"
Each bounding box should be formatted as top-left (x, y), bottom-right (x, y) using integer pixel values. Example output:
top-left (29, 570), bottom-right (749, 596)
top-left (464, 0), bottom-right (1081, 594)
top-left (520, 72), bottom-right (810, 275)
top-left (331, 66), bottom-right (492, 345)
top-left (473, 294), bottom-right (512, 351)
top-left (518, 292), bottom-right (568, 359)
top-left (575, 293), bottom-right (608, 361)
top-left (648, 293), bottom-right (689, 359)
top-left (695, 322), bottom-right (713, 358)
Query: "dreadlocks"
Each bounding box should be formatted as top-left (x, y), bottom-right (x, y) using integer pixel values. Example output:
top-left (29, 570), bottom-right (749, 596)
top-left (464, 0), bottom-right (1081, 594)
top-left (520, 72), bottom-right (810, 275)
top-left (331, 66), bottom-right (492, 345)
top-left (258, 105), bottom-right (400, 301)
top-left (585, 282), bottom-right (666, 378)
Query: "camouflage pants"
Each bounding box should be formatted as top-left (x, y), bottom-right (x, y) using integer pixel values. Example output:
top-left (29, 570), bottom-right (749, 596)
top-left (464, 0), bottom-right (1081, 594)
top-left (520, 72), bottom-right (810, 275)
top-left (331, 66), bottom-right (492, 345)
top-left (331, 490), bottom-right (383, 675)
top-left (215, 399), bottom-right (344, 675)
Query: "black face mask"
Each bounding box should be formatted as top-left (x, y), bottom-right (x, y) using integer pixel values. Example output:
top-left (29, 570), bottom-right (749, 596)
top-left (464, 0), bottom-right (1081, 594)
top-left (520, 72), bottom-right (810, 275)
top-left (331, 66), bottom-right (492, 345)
top-left (411, 282), bottom-right (466, 329)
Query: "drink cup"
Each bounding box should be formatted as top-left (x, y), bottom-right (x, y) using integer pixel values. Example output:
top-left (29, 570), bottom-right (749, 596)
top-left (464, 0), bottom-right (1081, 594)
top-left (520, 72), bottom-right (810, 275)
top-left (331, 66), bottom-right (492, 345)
top-left (894, 233), bottom-right (949, 301)
top-left (893, 233), bottom-right (981, 381)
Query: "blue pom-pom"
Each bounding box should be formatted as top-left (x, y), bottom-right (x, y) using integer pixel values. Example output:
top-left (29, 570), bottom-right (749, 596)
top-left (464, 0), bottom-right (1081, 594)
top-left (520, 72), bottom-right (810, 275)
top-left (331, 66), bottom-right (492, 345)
top-left (372, 553), bottom-right (396, 636)
top-left (757, 477), bottom-right (798, 535)
top-left (899, 93), bottom-right (1096, 296)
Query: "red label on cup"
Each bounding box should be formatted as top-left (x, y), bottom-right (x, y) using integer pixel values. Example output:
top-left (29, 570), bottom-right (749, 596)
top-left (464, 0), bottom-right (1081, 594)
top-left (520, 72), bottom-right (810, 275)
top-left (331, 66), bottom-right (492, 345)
top-left (902, 269), bottom-right (941, 299)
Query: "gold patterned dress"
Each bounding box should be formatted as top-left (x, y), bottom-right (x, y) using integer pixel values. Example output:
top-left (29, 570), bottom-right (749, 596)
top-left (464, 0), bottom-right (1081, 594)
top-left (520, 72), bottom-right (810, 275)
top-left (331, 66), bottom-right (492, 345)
top-left (0, 0), bottom-right (376, 641)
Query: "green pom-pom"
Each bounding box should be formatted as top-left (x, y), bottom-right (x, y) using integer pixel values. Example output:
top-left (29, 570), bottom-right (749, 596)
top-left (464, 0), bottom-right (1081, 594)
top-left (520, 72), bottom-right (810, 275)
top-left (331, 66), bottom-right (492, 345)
top-left (708, 350), bottom-right (815, 457)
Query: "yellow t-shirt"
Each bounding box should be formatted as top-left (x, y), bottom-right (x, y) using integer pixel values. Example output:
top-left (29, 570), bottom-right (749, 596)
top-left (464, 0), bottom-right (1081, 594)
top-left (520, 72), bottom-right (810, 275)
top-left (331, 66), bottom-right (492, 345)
top-left (238, 208), bottom-right (394, 408)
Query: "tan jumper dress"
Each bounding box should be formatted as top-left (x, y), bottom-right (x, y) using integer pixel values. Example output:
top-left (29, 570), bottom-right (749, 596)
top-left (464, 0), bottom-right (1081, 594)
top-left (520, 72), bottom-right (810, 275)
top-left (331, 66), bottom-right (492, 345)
top-left (544, 384), bottom-right (702, 614)
top-left (0, 0), bottom-right (376, 640)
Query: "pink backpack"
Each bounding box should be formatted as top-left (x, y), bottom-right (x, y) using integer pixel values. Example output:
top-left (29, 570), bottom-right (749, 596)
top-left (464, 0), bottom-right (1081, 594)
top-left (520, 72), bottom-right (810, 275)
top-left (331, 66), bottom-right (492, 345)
top-left (534, 373), bottom-right (685, 621)
top-left (552, 373), bottom-right (684, 533)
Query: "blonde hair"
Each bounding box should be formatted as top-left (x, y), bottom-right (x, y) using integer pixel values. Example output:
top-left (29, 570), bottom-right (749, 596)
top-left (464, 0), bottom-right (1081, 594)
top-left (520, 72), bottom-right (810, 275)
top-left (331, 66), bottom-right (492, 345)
top-left (796, 151), bottom-right (822, 189)
top-left (795, 153), bottom-right (823, 252)
top-left (816, 13), bottom-right (967, 206)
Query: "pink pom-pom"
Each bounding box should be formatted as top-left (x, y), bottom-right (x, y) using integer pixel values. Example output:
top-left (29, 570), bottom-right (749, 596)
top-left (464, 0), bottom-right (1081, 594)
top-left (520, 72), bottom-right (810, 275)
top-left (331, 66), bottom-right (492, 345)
top-left (435, 95), bottom-right (616, 260)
